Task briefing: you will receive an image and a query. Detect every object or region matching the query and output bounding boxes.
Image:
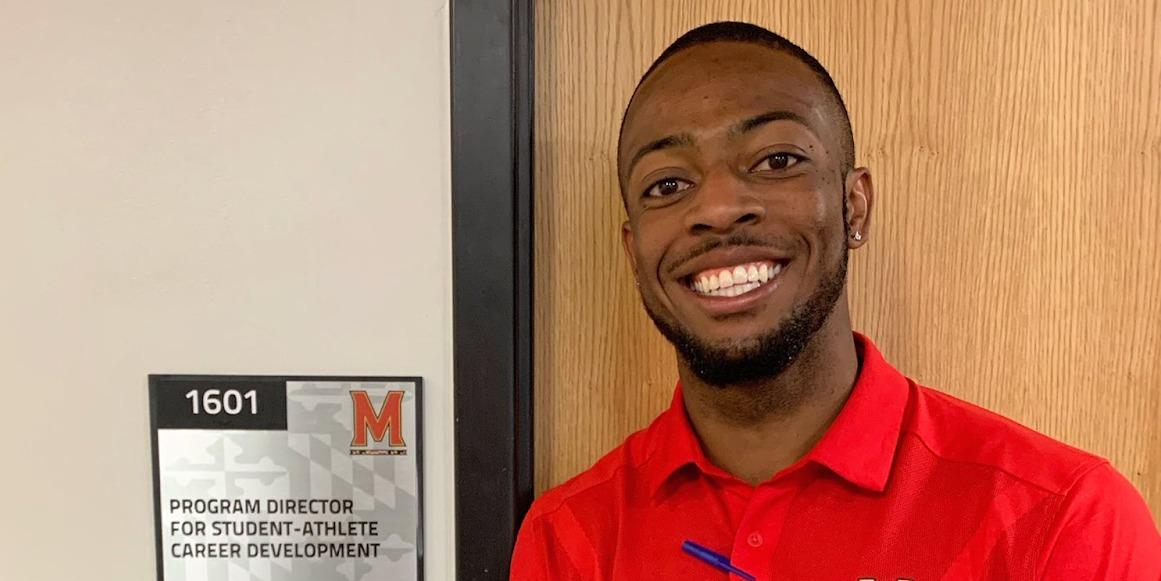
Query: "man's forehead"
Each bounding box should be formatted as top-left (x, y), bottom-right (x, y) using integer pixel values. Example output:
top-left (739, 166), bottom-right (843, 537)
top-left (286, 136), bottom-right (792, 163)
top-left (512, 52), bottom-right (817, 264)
top-left (620, 42), bottom-right (831, 160)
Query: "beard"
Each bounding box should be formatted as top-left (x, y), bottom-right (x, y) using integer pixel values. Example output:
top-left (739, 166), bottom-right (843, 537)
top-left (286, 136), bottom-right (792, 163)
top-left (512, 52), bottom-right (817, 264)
top-left (642, 243), bottom-right (848, 387)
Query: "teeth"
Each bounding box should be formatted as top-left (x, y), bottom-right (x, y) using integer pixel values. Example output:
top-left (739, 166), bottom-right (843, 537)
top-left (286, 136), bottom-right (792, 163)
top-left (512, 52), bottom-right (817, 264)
top-left (719, 270), bottom-right (733, 288)
top-left (690, 261), bottom-right (784, 297)
top-left (719, 281), bottom-right (758, 297)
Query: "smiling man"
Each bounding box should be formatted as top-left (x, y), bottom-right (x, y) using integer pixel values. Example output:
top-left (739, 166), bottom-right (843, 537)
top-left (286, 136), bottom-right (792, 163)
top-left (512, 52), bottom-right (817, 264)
top-left (510, 22), bottom-right (1160, 580)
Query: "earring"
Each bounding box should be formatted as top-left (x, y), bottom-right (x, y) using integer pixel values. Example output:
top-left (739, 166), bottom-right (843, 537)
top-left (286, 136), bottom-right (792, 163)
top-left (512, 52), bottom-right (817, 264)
top-left (853, 231), bottom-right (862, 241)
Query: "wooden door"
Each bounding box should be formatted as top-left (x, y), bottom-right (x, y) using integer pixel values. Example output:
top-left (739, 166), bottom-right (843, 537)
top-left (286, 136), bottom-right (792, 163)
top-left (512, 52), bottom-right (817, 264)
top-left (534, 0), bottom-right (1161, 520)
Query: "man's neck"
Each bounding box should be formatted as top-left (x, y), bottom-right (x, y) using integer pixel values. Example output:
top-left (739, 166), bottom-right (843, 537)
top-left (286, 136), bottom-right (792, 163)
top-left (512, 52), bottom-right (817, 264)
top-left (678, 313), bottom-right (861, 486)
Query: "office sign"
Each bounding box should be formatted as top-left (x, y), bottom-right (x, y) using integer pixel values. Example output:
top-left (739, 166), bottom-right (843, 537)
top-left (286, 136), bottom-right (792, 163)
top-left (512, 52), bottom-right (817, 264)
top-left (149, 375), bottom-right (422, 580)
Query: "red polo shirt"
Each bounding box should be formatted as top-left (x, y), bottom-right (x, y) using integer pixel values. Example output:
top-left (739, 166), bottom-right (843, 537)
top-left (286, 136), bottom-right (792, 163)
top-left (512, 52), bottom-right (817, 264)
top-left (511, 335), bottom-right (1160, 580)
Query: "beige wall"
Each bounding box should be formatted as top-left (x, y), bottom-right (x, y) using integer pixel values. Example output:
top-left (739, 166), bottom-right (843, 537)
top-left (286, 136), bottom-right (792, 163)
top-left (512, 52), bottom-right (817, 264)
top-left (0, 1), bottom-right (454, 579)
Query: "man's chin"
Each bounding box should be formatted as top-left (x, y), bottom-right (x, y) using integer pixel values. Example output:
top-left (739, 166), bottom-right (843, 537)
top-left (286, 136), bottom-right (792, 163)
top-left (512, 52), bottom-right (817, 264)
top-left (692, 335), bottom-right (768, 359)
top-left (648, 303), bottom-right (829, 386)
top-left (661, 323), bottom-right (798, 386)
top-left (682, 320), bottom-right (785, 352)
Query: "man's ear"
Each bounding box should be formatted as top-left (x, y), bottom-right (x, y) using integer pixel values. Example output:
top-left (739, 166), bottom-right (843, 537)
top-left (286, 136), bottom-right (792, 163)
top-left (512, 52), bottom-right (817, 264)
top-left (844, 168), bottom-right (874, 249)
top-left (621, 221), bottom-right (639, 279)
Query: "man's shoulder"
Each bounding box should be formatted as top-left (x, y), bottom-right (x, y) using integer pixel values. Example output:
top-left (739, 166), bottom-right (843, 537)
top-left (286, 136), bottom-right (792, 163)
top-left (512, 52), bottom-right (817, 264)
top-left (524, 414), bottom-right (662, 524)
top-left (906, 382), bottom-right (1106, 496)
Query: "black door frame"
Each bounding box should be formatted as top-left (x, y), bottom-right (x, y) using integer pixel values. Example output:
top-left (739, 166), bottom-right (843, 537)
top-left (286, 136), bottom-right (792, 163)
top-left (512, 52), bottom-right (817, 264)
top-left (450, 0), bottom-right (535, 579)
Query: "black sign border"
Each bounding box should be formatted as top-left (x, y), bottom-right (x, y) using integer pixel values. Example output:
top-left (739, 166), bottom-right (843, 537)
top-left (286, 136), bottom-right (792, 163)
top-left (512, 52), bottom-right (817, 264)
top-left (149, 374), bottom-right (424, 581)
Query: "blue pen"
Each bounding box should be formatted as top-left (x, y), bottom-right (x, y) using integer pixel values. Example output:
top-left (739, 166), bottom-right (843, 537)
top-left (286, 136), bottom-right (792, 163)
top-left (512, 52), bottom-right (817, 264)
top-left (681, 540), bottom-right (757, 580)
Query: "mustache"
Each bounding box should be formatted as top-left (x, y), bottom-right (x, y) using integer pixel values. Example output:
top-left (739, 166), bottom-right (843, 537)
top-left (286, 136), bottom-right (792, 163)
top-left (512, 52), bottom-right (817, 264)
top-left (665, 232), bottom-right (790, 277)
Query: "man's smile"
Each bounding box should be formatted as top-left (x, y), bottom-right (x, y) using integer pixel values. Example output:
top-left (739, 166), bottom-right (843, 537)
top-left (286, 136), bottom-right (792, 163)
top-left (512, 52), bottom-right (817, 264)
top-left (674, 259), bottom-right (789, 318)
top-left (687, 260), bottom-right (784, 297)
top-left (665, 244), bottom-right (793, 316)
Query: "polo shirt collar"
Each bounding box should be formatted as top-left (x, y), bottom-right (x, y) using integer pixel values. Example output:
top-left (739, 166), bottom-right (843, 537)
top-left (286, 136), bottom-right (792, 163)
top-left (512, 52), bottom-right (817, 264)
top-left (644, 333), bottom-right (910, 496)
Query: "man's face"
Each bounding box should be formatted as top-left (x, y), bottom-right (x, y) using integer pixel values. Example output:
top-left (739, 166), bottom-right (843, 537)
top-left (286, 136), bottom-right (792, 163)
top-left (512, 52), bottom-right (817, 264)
top-left (619, 42), bottom-right (867, 385)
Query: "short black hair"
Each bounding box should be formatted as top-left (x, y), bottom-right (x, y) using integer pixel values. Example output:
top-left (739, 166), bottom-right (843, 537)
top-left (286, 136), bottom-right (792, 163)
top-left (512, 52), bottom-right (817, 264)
top-left (620, 21), bottom-right (855, 177)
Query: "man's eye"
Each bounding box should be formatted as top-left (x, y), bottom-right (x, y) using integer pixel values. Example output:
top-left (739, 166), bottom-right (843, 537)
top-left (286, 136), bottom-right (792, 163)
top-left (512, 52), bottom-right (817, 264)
top-left (643, 177), bottom-right (693, 198)
top-left (753, 152), bottom-right (803, 172)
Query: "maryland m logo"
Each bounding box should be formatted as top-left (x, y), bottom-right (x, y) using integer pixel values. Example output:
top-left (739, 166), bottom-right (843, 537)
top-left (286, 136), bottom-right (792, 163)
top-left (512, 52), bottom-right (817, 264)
top-left (350, 390), bottom-right (407, 454)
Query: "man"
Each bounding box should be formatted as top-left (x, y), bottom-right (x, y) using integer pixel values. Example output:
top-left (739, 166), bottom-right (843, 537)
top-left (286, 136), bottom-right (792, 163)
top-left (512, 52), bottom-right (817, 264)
top-left (511, 21), bottom-right (1160, 580)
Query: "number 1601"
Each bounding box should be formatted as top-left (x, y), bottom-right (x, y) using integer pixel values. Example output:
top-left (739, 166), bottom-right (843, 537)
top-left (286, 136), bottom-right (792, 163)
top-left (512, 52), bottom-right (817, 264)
top-left (184, 389), bottom-right (257, 415)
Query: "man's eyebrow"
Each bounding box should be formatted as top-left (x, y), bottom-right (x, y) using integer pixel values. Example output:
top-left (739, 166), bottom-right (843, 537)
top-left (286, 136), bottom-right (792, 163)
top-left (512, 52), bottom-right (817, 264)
top-left (627, 133), bottom-right (695, 176)
top-left (732, 110), bottom-right (813, 135)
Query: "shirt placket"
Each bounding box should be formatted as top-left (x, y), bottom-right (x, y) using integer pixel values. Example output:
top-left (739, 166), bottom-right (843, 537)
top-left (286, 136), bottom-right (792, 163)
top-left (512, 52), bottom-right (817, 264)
top-left (728, 480), bottom-right (797, 581)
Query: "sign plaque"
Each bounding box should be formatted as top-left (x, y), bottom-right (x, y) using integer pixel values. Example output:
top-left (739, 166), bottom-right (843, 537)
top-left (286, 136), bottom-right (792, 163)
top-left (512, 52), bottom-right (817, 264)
top-left (149, 375), bottom-right (423, 581)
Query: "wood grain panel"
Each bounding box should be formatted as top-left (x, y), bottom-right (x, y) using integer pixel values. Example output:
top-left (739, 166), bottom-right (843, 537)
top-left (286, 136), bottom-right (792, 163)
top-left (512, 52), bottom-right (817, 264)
top-left (534, 0), bottom-right (1161, 520)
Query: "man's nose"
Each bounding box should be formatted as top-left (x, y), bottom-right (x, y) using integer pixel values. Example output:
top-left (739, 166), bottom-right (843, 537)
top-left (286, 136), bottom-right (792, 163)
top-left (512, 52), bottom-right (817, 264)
top-left (683, 170), bottom-right (765, 234)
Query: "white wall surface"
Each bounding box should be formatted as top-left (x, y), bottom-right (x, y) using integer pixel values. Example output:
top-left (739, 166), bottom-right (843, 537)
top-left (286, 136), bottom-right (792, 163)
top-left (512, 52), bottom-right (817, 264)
top-left (0, 1), bottom-right (455, 579)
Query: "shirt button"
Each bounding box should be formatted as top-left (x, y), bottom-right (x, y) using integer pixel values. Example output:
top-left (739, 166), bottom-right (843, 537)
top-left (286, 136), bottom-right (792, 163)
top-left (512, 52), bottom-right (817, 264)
top-left (747, 532), bottom-right (763, 547)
